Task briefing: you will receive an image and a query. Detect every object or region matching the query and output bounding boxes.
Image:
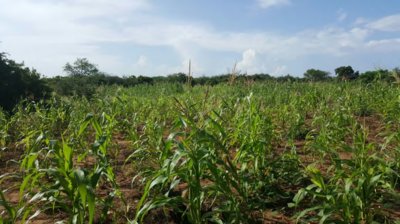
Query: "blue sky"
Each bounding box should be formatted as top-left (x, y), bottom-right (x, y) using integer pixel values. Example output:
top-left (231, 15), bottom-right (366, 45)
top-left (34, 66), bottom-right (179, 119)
top-left (0, 0), bottom-right (400, 77)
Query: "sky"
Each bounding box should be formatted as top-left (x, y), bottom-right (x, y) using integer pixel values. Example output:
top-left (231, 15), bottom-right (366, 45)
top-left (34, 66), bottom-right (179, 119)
top-left (0, 0), bottom-right (400, 77)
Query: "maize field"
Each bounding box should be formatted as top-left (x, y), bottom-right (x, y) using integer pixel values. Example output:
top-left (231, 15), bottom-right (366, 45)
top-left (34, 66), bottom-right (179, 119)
top-left (1, 82), bottom-right (400, 223)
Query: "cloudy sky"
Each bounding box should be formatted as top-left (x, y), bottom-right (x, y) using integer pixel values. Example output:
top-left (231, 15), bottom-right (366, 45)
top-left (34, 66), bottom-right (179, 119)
top-left (1, 0), bottom-right (400, 77)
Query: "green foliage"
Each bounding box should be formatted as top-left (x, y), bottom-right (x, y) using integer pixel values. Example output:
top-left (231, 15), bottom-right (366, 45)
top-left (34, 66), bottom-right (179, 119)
top-left (304, 68), bottom-right (330, 81)
top-left (335, 65), bottom-right (359, 81)
top-left (166, 73), bottom-right (188, 83)
top-left (292, 128), bottom-right (393, 223)
top-left (358, 69), bottom-right (394, 83)
top-left (133, 93), bottom-right (301, 223)
top-left (0, 53), bottom-right (50, 111)
top-left (16, 113), bottom-right (119, 223)
top-left (1, 81), bottom-right (400, 223)
top-left (46, 75), bottom-right (97, 98)
top-left (63, 58), bottom-right (100, 77)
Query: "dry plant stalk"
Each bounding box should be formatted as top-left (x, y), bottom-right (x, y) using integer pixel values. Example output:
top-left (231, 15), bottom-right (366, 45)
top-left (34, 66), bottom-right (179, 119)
top-left (244, 72), bottom-right (255, 86)
top-left (391, 69), bottom-right (400, 84)
top-left (229, 62), bottom-right (239, 85)
top-left (187, 59), bottom-right (193, 88)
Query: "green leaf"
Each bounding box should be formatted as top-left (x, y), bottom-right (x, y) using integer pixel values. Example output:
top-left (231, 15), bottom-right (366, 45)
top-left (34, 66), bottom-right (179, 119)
top-left (150, 175), bottom-right (168, 190)
top-left (345, 178), bottom-right (352, 194)
top-left (20, 173), bottom-right (33, 199)
top-left (74, 169), bottom-right (86, 185)
top-left (62, 142), bottom-right (73, 170)
top-left (78, 113), bottom-right (93, 136)
top-left (78, 184), bottom-right (87, 209)
top-left (87, 192), bottom-right (95, 224)
top-left (370, 174), bottom-right (381, 186)
top-left (0, 190), bottom-right (15, 219)
top-left (292, 188), bottom-right (307, 206)
top-left (91, 119), bottom-right (102, 136)
top-left (27, 210), bottom-right (41, 222)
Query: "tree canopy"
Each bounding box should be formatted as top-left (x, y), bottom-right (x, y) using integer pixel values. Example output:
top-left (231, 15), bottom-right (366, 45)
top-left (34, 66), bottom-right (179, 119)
top-left (63, 58), bottom-right (100, 77)
top-left (0, 53), bottom-right (50, 112)
top-left (335, 66), bottom-right (359, 81)
top-left (303, 69), bottom-right (330, 81)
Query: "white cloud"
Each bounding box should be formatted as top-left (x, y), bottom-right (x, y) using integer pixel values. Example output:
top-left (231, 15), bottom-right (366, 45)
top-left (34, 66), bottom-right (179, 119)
top-left (337, 9), bottom-right (347, 22)
top-left (164, 59), bottom-right (203, 76)
top-left (136, 55), bottom-right (148, 67)
top-left (367, 14), bottom-right (400, 32)
top-left (354, 17), bottom-right (368, 25)
top-left (272, 65), bottom-right (287, 76)
top-left (237, 49), bottom-right (257, 72)
top-left (0, 1), bottom-right (399, 76)
top-left (122, 24), bottom-right (366, 59)
top-left (366, 38), bottom-right (400, 52)
top-left (0, 0), bottom-right (150, 75)
top-left (257, 0), bottom-right (290, 9)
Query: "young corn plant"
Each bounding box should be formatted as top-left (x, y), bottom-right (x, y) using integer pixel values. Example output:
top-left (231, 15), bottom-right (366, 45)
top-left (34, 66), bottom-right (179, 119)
top-left (18, 113), bottom-right (119, 224)
top-left (292, 125), bottom-right (393, 223)
top-left (133, 97), bottom-right (217, 223)
top-left (0, 189), bottom-right (39, 224)
top-left (39, 139), bottom-right (99, 224)
top-left (0, 110), bottom-right (10, 150)
top-left (134, 93), bottom-right (302, 223)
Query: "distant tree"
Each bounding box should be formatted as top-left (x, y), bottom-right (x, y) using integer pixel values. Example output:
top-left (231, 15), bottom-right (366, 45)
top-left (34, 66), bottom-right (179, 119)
top-left (51, 58), bottom-right (106, 98)
top-left (124, 76), bottom-right (138, 86)
top-left (304, 69), bottom-right (330, 81)
top-left (252, 73), bottom-right (273, 81)
top-left (137, 75), bottom-right (154, 85)
top-left (359, 69), bottom-right (393, 83)
top-left (335, 66), bottom-right (359, 81)
top-left (276, 74), bottom-right (299, 82)
top-left (167, 73), bottom-right (188, 83)
top-left (63, 58), bottom-right (99, 77)
top-left (45, 75), bottom-right (95, 98)
top-left (0, 53), bottom-right (50, 111)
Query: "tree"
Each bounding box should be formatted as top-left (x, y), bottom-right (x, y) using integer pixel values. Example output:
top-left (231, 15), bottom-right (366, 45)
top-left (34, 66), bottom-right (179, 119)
top-left (167, 73), bottom-right (188, 83)
top-left (335, 66), bottom-right (359, 81)
top-left (359, 69), bottom-right (393, 83)
top-left (303, 69), bottom-right (330, 81)
top-left (0, 53), bottom-right (50, 111)
top-left (137, 75), bottom-right (154, 85)
top-left (276, 74), bottom-right (300, 82)
top-left (52, 58), bottom-right (104, 98)
top-left (63, 58), bottom-right (99, 77)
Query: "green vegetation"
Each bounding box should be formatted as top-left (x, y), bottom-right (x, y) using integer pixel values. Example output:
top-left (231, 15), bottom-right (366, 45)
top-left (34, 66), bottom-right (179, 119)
top-left (303, 69), bottom-right (331, 81)
top-left (0, 53), bottom-right (50, 112)
top-left (335, 65), bottom-right (359, 81)
top-left (1, 55), bottom-right (399, 112)
top-left (1, 80), bottom-right (400, 223)
top-left (1, 54), bottom-right (400, 223)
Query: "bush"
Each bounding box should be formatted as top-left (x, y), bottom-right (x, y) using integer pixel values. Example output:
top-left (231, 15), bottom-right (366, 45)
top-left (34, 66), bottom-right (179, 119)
top-left (0, 53), bottom-right (50, 112)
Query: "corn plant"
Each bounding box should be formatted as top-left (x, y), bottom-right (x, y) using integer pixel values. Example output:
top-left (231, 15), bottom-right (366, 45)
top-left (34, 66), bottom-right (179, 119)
top-left (2, 81), bottom-right (400, 223)
top-left (292, 125), bottom-right (394, 223)
top-left (16, 113), bottom-right (119, 224)
top-left (134, 93), bottom-right (302, 223)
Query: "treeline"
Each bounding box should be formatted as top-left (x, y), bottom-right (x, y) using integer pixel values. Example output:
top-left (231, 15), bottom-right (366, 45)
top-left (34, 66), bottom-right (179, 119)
top-left (1, 55), bottom-right (400, 112)
top-left (46, 67), bottom-right (399, 89)
top-left (45, 59), bottom-right (399, 96)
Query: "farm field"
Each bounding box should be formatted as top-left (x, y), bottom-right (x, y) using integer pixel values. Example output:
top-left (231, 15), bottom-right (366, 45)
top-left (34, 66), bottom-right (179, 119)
top-left (1, 82), bottom-right (400, 223)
